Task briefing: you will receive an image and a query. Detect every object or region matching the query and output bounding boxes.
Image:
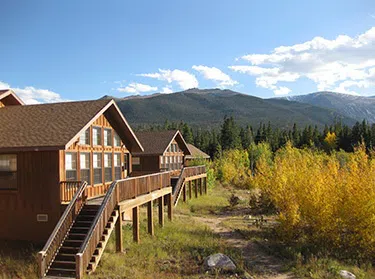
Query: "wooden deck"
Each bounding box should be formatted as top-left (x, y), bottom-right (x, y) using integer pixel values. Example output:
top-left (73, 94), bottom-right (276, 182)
top-left (38, 166), bottom-right (207, 279)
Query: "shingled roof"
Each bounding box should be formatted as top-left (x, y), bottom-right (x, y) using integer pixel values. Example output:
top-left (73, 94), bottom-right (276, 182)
top-left (186, 144), bottom-right (210, 159)
top-left (0, 99), bottom-right (143, 152)
top-left (133, 130), bottom-right (190, 156)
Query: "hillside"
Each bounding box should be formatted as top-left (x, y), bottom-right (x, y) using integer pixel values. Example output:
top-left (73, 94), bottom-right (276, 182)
top-left (109, 89), bottom-right (356, 129)
top-left (281, 91), bottom-right (375, 123)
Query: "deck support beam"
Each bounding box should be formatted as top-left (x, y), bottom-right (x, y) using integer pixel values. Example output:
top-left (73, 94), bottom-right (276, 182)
top-left (167, 193), bottom-right (173, 221)
top-left (147, 201), bottom-right (154, 236)
top-left (199, 178), bottom-right (203, 196)
top-left (133, 206), bottom-right (140, 243)
top-left (204, 177), bottom-right (207, 194)
top-left (188, 181), bottom-right (192, 199)
top-left (183, 184), bottom-right (186, 202)
top-left (115, 210), bottom-right (123, 252)
top-left (194, 180), bottom-right (198, 198)
top-left (158, 196), bottom-right (164, 227)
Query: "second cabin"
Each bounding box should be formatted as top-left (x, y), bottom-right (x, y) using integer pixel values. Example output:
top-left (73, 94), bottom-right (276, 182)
top-left (132, 130), bottom-right (191, 176)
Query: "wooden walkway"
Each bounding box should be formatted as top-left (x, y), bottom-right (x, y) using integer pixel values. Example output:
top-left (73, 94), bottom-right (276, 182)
top-left (37, 166), bottom-right (207, 279)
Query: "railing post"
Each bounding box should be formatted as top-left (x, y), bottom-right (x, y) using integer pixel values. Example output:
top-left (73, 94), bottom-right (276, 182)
top-left (115, 209), bottom-right (123, 252)
top-left (76, 253), bottom-right (83, 279)
top-left (37, 252), bottom-right (45, 278)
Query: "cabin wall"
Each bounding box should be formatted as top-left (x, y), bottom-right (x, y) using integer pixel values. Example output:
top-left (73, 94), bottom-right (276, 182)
top-left (0, 150), bottom-right (61, 242)
top-left (0, 101), bottom-right (4, 108)
top-left (131, 155), bottom-right (160, 176)
top-left (63, 114), bottom-right (131, 198)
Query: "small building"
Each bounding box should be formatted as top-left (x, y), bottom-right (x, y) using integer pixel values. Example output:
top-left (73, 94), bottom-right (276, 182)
top-left (0, 91), bottom-right (143, 242)
top-left (0, 89), bottom-right (24, 107)
top-left (185, 143), bottom-right (210, 166)
top-left (132, 130), bottom-right (191, 176)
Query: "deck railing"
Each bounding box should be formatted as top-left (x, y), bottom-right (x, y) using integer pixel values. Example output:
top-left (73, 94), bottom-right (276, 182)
top-left (38, 181), bottom-right (88, 278)
top-left (172, 165), bottom-right (206, 205)
top-left (75, 171), bottom-right (171, 279)
top-left (60, 181), bottom-right (82, 203)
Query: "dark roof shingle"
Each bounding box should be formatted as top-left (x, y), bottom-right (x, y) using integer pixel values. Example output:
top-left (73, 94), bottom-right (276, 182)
top-left (0, 99), bottom-right (111, 150)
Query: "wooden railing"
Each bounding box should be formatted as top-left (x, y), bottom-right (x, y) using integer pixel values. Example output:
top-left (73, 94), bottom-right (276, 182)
top-left (38, 181), bottom-right (88, 278)
top-left (60, 181), bottom-right (82, 203)
top-left (75, 172), bottom-right (171, 279)
top-left (172, 165), bottom-right (206, 205)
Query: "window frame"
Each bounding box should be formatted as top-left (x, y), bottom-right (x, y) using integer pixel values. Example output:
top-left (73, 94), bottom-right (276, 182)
top-left (0, 154), bottom-right (17, 190)
top-left (92, 126), bottom-right (102, 146)
top-left (65, 152), bottom-right (77, 181)
top-left (93, 152), bottom-right (103, 185)
top-left (104, 128), bottom-right (112, 147)
top-left (114, 132), bottom-right (121, 147)
top-left (79, 129), bottom-right (90, 146)
top-left (80, 152), bottom-right (91, 185)
top-left (104, 153), bottom-right (113, 183)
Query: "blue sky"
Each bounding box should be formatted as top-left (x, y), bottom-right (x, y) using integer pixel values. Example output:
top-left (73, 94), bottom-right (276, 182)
top-left (1, 0), bottom-right (375, 103)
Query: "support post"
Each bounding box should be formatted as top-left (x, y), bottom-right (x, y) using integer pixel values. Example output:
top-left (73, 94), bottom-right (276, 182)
top-left (115, 210), bottom-right (123, 252)
top-left (183, 184), bottom-right (186, 202)
top-left (158, 196), bottom-right (164, 227)
top-left (194, 180), bottom-right (198, 198)
top-left (204, 177), bottom-right (207, 194)
top-left (132, 206), bottom-right (140, 243)
top-left (199, 178), bottom-right (203, 196)
top-left (147, 200), bottom-right (154, 236)
top-left (167, 193), bottom-right (173, 221)
top-left (188, 181), bottom-right (192, 199)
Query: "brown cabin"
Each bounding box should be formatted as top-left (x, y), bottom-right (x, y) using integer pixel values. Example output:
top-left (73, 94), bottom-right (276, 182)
top-left (0, 89), bottom-right (24, 107)
top-left (0, 94), bottom-right (143, 242)
top-left (132, 130), bottom-right (191, 176)
top-left (185, 143), bottom-right (210, 166)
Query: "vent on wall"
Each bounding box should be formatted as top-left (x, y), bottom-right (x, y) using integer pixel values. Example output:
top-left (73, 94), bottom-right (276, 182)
top-left (37, 214), bottom-right (48, 222)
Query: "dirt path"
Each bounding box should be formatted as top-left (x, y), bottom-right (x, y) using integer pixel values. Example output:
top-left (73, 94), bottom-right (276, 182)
top-left (192, 215), bottom-right (294, 279)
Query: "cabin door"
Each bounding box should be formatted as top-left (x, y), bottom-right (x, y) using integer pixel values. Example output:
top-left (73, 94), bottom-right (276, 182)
top-left (123, 153), bottom-right (129, 177)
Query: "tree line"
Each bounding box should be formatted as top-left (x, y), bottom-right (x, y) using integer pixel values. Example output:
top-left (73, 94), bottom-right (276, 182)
top-left (136, 117), bottom-right (375, 157)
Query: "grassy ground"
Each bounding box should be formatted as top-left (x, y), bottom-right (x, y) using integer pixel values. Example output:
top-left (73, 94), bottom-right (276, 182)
top-left (1, 183), bottom-right (375, 279)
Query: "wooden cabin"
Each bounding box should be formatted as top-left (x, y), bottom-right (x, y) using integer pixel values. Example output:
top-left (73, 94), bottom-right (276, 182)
top-left (185, 143), bottom-right (210, 166)
top-left (0, 89), bottom-right (24, 107)
top-left (0, 96), bottom-right (143, 242)
top-left (132, 130), bottom-right (191, 176)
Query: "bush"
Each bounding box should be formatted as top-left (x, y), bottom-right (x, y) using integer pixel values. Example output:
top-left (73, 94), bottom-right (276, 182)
top-left (252, 142), bottom-right (375, 262)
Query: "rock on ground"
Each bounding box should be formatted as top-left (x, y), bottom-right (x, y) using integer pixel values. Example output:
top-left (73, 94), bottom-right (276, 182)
top-left (204, 253), bottom-right (237, 272)
top-left (339, 270), bottom-right (356, 279)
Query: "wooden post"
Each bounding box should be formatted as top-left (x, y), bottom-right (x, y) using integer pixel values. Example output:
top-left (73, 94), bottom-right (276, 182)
top-left (183, 184), bottom-right (186, 202)
top-left (75, 254), bottom-right (83, 279)
top-left (167, 194), bottom-right (173, 221)
top-left (194, 180), bottom-right (198, 198)
top-left (158, 196), bottom-right (164, 227)
top-left (132, 206), bottom-right (140, 243)
top-left (199, 178), bottom-right (203, 196)
top-left (115, 210), bottom-right (123, 252)
top-left (147, 200), bottom-right (154, 236)
top-left (204, 177), bottom-right (207, 194)
top-left (188, 181), bottom-right (192, 199)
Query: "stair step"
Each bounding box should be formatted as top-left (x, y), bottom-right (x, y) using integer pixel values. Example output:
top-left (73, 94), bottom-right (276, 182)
top-left (63, 240), bottom-right (83, 247)
top-left (67, 233), bottom-right (86, 240)
top-left (47, 267), bottom-right (75, 277)
top-left (55, 253), bottom-right (75, 261)
top-left (59, 246), bottom-right (79, 254)
top-left (51, 260), bottom-right (76, 269)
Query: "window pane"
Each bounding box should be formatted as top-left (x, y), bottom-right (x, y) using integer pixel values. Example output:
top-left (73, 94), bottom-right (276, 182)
top-left (80, 153), bottom-right (91, 184)
top-left (80, 129), bottom-right (90, 145)
top-left (114, 132), bottom-right (121, 146)
top-left (93, 127), bottom-right (102, 145)
top-left (0, 154), bottom-right (17, 189)
top-left (104, 129), bottom-right (112, 146)
top-left (93, 153), bottom-right (102, 184)
top-left (114, 153), bottom-right (121, 167)
top-left (104, 153), bottom-right (112, 168)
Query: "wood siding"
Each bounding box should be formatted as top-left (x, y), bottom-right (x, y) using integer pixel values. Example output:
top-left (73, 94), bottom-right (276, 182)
top-left (0, 151), bottom-right (61, 242)
top-left (63, 114), bottom-right (131, 199)
top-left (0, 101), bottom-right (4, 108)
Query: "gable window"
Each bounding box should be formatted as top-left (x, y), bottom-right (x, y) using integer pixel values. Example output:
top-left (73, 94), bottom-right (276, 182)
top-left (79, 129), bottom-right (90, 145)
top-left (114, 132), bottom-right (121, 147)
top-left (0, 154), bottom-right (17, 190)
top-left (93, 127), bottom-right (102, 146)
top-left (132, 157), bottom-right (140, 165)
top-left (104, 129), bottom-right (112, 146)
top-left (80, 153), bottom-right (91, 184)
top-left (104, 153), bottom-right (112, 182)
top-left (65, 152), bottom-right (77, 181)
top-left (93, 153), bottom-right (102, 184)
top-left (114, 153), bottom-right (121, 180)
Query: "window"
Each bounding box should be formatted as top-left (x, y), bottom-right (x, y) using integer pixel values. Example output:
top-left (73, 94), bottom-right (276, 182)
top-left (132, 157), bottom-right (140, 165)
top-left (0, 154), bottom-right (17, 190)
top-left (80, 153), bottom-right (91, 184)
top-left (93, 127), bottom-right (102, 146)
top-left (65, 152), bottom-right (77, 181)
top-left (79, 129), bottom-right (90, 145)
top-left (104, 129), bottom-right (112, 146)
top-left (104, 153), bottom-right (112, 182)
top-left (114, 132), bottom-right (121, 147)
top-left (93, 153), bottom-right (102, 184)
top-left (114, 153), bottom-right (121, 180)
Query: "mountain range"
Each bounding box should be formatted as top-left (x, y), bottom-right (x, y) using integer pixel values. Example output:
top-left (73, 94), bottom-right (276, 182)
top-left (103, 88), bottom-right (374, 129)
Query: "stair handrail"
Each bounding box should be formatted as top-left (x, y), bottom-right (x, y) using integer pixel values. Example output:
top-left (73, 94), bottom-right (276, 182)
top-left (172, 165), bottom-right (206, 205)
top-left (75, 180), bottom-right (118, 279)
top-left (37, 181), bottom-right (88, 278)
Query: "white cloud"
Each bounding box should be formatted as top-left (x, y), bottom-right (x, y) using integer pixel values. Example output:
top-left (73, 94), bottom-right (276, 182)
top-left (117, 82), bottom-right (157, 95)
top-left (160, 85), bottom-right (173, 94)
top-left (370, 14), bottom-right (375, 19)
top-left (230, 26), bottom-right (375, 95)
top-left (192, 65), bottom-right (238, 87)
top-left (0, 81), bottom-right (66, 104)
top-left (139, 69), bottom-right (198, 90)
